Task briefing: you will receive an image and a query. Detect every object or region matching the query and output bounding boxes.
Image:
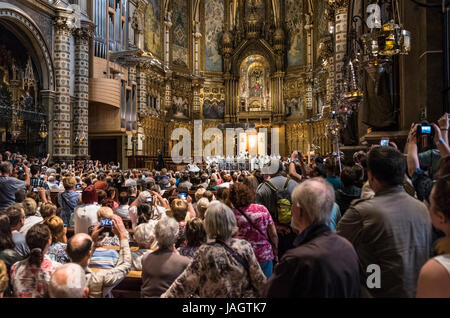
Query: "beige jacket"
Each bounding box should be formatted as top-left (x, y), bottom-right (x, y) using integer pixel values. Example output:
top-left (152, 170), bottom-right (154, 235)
top-left (85, 239), bottom-right (131, 298)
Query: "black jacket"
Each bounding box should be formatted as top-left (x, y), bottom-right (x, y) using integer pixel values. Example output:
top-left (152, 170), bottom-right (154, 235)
top-left (335, 185), bottom-right (362, 215)
top-left (265, 224), bottom-right (361, 298)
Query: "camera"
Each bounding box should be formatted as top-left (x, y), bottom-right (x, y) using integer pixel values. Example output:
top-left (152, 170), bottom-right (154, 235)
top-left (178, 193), bottom-right (187, 200)
top-left (100, 218), bottom-right (113, 234)
top-left (33, 188), bottom-right (38, 193)
top-left (76, 184), bottom-right (82, 189)
top-left (40, 174), bottom-right (45, 179)
top-left (380, 138), bottom-right (389, 147)
top-left (145, 196), bottom-right (153, 203)
top-left (417, 123), bottom-right (435, 152)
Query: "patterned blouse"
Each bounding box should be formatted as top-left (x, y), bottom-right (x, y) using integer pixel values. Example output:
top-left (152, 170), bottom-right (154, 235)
top-left (233, 204), bottom-right (275, 263)
top-left (10, 255), bottom-right (60, 298)
top-left (161, 239), bottom-right (267, 298)
top-left (47, 242), bottom-right (69, 264)
top-left (177, 245), bottom-right (200, 259)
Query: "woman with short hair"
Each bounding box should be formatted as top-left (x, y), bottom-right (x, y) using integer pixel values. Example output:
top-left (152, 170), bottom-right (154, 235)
top-left (45, 216), bottom-right (69, 264)
top-left (10, 224), bottom-right (60, 298)
top-left (162, 201), bottom-right (267, 298)
top-left (178, 218), bottom-right (206, 258)
top-left (141, 217), bottom-right (191, 298)
top-left (131, 222), bottom-right (156, 270)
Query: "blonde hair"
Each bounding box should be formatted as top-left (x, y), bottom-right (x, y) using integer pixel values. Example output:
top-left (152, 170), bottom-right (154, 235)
top-left (63, 176), bottom-right (76, 190)
top-left (97, 206), bottom-right (114, 221)
top-left (170, 199), bottom-right (188, 222)
top-left (194, 188), bottom-right (206, 202)
top-left (44, 216), bottom-right (66, 243)
top-left (40, 203), bottom-right (57, 219)
top-left (196, 198), bottom-right (210, 219)
top-left (0, 260), bottom-right (7, 295)
top-left (23, 198), bottom-right (37, 216)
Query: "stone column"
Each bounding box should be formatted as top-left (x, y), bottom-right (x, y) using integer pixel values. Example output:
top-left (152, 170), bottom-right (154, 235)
top-left (192, 79), bottom-right (202, 119)
top-left (53, 15), bottom-right (73, 160)
top-left (334, 6), bottom-right (348, 91)
top-left (135, 65), bottom-right (146, 116)
top-left (164, 15), bottom-right (172, 68)
top-left (73, 24), bottom-right (93, 159)
top-left (193, 23), bottom-right (202, 76)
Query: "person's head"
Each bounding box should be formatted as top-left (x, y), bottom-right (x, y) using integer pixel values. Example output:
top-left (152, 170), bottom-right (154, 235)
top-left (185, 218), bottom-right (207, 247)
top-left (216, 187), bottom-right (230, 203)
top-left (118, 192), bottom-right (129, 205)
top-left (194, 188), bottom-right (206, 202)
top-left (15, 189), bottom-right (26, 203)
top-left (100, 198), bottom-right (115, 209)
top-left (133, 223), bottom-right (155, 249)
top-left (0, 214), bottom-right (15, 250)
top-left (340, 166), bottom-right (356, 188)
top-left (67, 233), bottom-right (94, 267)
top-left (63, 176), bottom-right (76, 190)
top-left (351, 164), bottom-right (364, 184)
top-left (201, 174), bottom-right (208, 183)
top-left (154, 217), bottom-right (179, 249)
top-left (429, 170), bottom-right (450, 235)
top-left (203, 190), bottom-right (214, 202)
top-left (0, 260), bottom-right (7, 297)
top-left (30, 165), bottom-right (40, 176)
top-left (367, 146), bottom-right (406, 192)
top-left (22, 198), bottom-right (37, 217)
top-left (81, 186), bottom-right (98, 204)
top-left (96, 190), bottom-right (107, 204)
top-left (40, 203), bottom-right (57, 219)
top-left (97, 206), bottom-right (114, 222)
top-left (44, 216), bottom-right (66, 244)
top-left (263, 159), bottom-right (284, 177)
top-left (161, 168), bottom-right (167, 176)
top-left (127, 186), bottom-right (137, 196)
top-left (243, 175), bottom-right (259, 194)
top-left (5, 205), bottom-right (25, 230)
top-left (291, 178), bottom-right (335, 233)
top-left (26, 224), bottom-right (52, 267)
top-left (229, 183), bottom-right (254, 209)
top-left (137, 203), bottom-right (155, 225)
top-left (204, 201), bottom-right (238, 241)
top-left (49, 263), bottom-right (88, 298)
top-left (0, 161), bottom-right (12, 176)
top-left (196, 197), bottom-right (210, 219)
top-left (170, 199), bottom-right (188, 222)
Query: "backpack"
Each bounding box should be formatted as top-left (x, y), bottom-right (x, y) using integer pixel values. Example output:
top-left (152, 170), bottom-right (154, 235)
top-left (264, 178), bottom-right (292, 224)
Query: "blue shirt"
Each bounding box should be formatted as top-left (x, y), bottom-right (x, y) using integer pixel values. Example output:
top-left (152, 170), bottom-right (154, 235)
top-left (326, 176), bottom-right (342, 191)
top-left (89, 249), bottom-right (119, 269)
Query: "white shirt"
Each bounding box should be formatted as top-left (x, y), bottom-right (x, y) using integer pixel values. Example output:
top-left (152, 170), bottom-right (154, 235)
top-left (74, 203), bottom-right (100, 234)
top-left (114, 205), bottom-right (130, 219)
top-left (20, 215), bottom-right (44, 236)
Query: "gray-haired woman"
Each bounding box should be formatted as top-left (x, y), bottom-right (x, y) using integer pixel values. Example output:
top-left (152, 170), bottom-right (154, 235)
top-left (161, 201), bottom-right (267, 298)
top-left (140, 217), bottom-right (190, 298)
top-left (131, 222), bottom-right (156, 271)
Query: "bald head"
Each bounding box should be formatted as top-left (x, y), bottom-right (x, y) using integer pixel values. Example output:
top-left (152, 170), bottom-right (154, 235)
top-left (291, 178), bottom-right (335, 228)
top-left (67, 233), bottom-right (93, 264)
top-left (49, 263), bottom-right (87, 298)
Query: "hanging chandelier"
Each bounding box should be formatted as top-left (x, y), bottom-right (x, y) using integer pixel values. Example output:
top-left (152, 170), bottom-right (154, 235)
top-left (39, 120), bottom-right (48, 139)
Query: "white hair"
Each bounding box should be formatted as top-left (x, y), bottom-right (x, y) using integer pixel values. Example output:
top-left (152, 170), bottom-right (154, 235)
top-left (204, 201), bottom-right (238, 241)
top-left (49, 263), bottom-right (86, 298)
top-left (134, 222), bottom-right (155, 247)
top-left (291, 178), bottom-right (335, 225)
top-left (154, 217), bottom-right (179, 249)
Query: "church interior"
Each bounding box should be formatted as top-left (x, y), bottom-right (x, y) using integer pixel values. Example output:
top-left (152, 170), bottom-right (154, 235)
top-left (0, 0), bottom-right (448, 168)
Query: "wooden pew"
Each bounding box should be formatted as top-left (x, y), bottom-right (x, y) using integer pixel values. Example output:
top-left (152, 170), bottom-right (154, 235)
top-left (90, 266), bottom-right (143, 298)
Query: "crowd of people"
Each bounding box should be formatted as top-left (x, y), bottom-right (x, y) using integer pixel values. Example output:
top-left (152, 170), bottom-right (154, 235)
top-left (0, 113), bottom-right (449, 298)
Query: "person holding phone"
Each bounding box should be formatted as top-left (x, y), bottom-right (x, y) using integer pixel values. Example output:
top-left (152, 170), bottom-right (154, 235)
top-left (29, 165), bottom-right (49, 191)
top-left (0, 162), bottom-right (30, 211)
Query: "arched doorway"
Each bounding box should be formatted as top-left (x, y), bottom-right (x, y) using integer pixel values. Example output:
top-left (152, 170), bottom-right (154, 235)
top-left (0, 4), bottom-right (54, 157)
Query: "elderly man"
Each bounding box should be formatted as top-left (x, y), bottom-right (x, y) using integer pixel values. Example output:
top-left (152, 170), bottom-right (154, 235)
top-left (265, 178), bottom-right (360, 298)
top-left (337, 146), bottom-right (431, 298)
top-left (66, 215), bottom-right (131, 298)
top-left (49, 263), bottom-right (89, 298)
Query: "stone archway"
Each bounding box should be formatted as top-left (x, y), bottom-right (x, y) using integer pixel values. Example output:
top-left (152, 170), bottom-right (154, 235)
top-left (0, 3), bottom-right (55, 155)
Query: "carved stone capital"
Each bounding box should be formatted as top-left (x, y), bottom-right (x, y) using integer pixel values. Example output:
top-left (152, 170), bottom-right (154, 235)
top-left (53, 15), bottom-right (72, 33)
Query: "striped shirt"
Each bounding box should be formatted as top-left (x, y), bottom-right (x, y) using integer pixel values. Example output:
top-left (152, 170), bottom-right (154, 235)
top-left (89, 248), bottom-right (119, 269)
top-left (30, 177), bottom-right (49, 190)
